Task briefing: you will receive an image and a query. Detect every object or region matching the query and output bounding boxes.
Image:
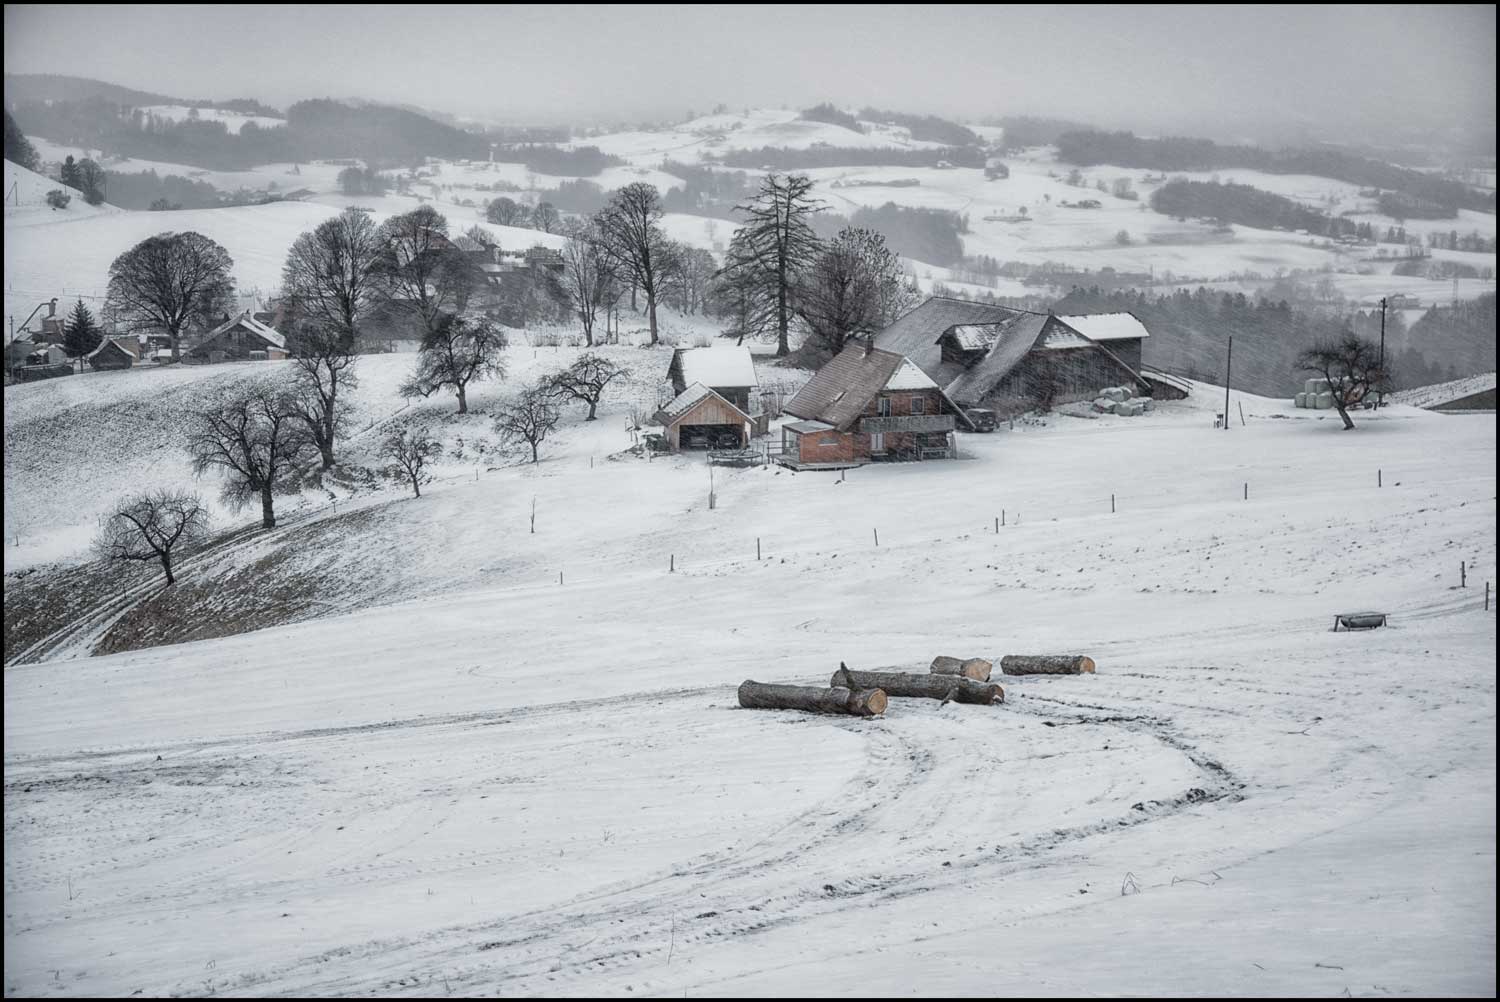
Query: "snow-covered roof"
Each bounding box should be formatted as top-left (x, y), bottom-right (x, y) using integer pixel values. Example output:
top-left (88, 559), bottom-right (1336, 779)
top-left (1040, 326), bottom-right (1093, 350)
top-left (947, 324), bottom-right (1002, 352)
top-left (202, 311), bottom-right (286, 350)
top-left (657, 382), bottom-right (750, 423)
top-left (884, 358), bottom-right (938, 391)
top-left (1057, 312), bottom-right (1151, 342)
top-left (784, 419), bottom-right (834, 433)
top-left (673, 346), bottom-right (757, 389)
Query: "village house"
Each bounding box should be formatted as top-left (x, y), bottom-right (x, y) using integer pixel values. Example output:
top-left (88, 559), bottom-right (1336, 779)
top-left (779, 339), bottom-right (974, 469)
top-left (186, 312), bottom-right (288, 364)
top-left (656, 345), bottom-right (767, 449)
top-left (871, 296), bottom-right (1163, 416)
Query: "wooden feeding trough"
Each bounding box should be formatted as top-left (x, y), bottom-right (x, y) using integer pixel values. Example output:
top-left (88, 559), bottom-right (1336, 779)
top-left (1333, 611), bottom-right (1388, 631)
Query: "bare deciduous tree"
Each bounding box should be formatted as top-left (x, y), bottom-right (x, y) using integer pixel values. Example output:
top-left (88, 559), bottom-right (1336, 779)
top-left (94, 489), bottom-right (210, 585)
top-left (401, 315), bottom-right (508, 414)
top-left (485, 197), bottom-right (527, 227)
top-left (558, 218), bottom-right (617, 346)
top-left (532, 202), bottom-right (561, 234)
top-left (281, 208), bottom-right (382, 468)
top-left (495, 385), bottom-right (560, 463)
top-left (595, 183), bottom-right (669, 345)
top-left (729, 173), bottom-right (824, 356)
top-left (374, 205), bottom-right (482, 336)
top-left (546, 353), bottom-right (629, 420)
top-left (794, 227), bottom-right (913, 356)
top-left (1297, 330), bottom-right (1390, 430)
top-left (105, 231), bottom-right (237, 362)
top-left (188, 386), bottom-right (315, 529)
top-left (380, 424), bottom-right (443, 497)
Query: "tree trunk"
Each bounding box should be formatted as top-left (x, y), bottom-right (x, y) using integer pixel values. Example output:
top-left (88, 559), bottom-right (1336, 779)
top-left (647, 296), bottom-right (658, 345)
top-left (999, 655), bottom-right (1096, 676)
top-left (738, 680), bottom-right (887, 716)
top-left (160, 551), bottom-right (174, 585)
top-left (1335, 403), bottom-right (1354, 430)
top-left (318, 438), bottom-right (335, 470)
top-left (531, 441), bottom-right (539, 463)
top-left (260, 487), bottom-right (276, 529)
top-left (775, 277), bottom-right (789, 357)
top-left (587, 399), bottom-right (598, 420)
top-left (456, 383), bottom-right (468, 414)
top-left (930, 656), bottom-right (992, 681)
top-left (169, 330), bottom-right (181, 364)
top-left (831, 670), bottom-right (1003, 705)
top-left (411, 474), bottom-right (421, 498)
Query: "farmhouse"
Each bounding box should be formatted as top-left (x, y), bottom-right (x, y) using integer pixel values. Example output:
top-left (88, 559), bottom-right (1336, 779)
top-left (873, 297), bottom-right (1156, 416)
top-left (780, 339), bottom-right (974, 468)
top-left (187, 312), bottom-right (288, 364)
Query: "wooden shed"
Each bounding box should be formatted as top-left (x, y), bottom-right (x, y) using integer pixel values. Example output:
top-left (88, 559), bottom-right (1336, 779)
top-left (655, 382), bottom-right (754, 451)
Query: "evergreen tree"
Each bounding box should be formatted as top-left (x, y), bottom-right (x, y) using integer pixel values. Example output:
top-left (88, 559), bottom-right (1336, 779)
top-left (62, 299), bottom-right (105, 360)
top-left (3, 110), bottom-right (39, 172)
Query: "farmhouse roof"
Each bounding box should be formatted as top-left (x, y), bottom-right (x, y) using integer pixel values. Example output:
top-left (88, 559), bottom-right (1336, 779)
top-left (202, 311), bottom-right (286, 350)
top-left (786, 343), bottom-right (974, 432)
top-left (873, 296), bottom-right (1027, 375)
top-left (1056, 312), bottom-right (1151, 342)
top-left (669, 346), bottom-right (758, 390)
top-left (944, 313), bottom-right (1052, 404)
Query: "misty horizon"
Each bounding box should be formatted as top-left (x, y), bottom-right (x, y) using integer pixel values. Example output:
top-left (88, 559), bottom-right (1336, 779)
top-left (4, 4), bottom-right (1496, 151)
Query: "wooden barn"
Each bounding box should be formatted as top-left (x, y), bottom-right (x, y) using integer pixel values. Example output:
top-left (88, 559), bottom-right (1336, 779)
top-left (871, 297), bottom-right (1158, 416)
top-left (187, 312), bottom-right (289, 364)
top-left (667, 346), bottom-right (759, 411)
top-left (780, 339), bottom-right (974, 469)
top-left (655, 383), bottom-right (755, 450)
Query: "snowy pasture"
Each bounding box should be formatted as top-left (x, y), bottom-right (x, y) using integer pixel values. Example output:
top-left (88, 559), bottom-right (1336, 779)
top-left (3, 361), bottom-right (1496, 995)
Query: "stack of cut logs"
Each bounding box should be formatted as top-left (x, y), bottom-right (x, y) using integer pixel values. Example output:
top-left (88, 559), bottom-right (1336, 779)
top-left (738, 653), bottom-right (1095, 716)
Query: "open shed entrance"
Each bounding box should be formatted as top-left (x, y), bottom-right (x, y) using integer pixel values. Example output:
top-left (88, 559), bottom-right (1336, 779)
top-left (679, 424), bottom-right (745, 450)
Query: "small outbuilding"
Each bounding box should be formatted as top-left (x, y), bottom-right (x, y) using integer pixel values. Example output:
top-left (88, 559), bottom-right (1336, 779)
top-left (187, 312), bottom-right (288, 364)
top-left (86, 337), bottom-right (138, 371)
top-left (655, 382), bottom-right (755, 451)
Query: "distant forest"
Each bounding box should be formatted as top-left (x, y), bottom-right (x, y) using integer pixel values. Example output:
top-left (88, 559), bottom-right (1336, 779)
top-left (1057, 130), bottom-right (1494, 215)
top-left (856, 108), bottom-right (980, 147)
top-left (1049, 286), bottom-right (1496, 395)
top-left (1150, 179), bottom-right (1344, 234)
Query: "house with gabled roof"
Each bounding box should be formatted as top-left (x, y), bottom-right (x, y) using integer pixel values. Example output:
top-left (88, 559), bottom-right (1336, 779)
top-left (86, 336), bottom-right (139, 371)
top-left (874, 296), bottom-right (1159, 417)
top-left (667, 346), bottom-right (759, 411)
top-left (779, 338), bottom-right (975, 468)
top-left (654, 382), bottom-right (756, 451)
top-left (186, 312), bottom-right (288, 364)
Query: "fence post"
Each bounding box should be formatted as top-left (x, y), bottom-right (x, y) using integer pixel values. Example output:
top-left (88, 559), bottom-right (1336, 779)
top-left (1002, 509), bottom-right (1006, 527)
top-left (1111, 493), bottom-right (1115, 514)
top-left (873, 528), bottom-right (879, 547)
top-left (670, 553), bottom-right (674, 573)
top-left (1486, 581), bottom-right (1491, 611)
top-left (1460, 561), bottom-right (1466, 588)
top-left (757, 537), bottom-right (761, 561)
top-left (1244, 482), bottom-right (1248, 500)
top-left (1378, 469), bottom-right (1382, 488)
top-left (994, 516), bottom-right (999, 533)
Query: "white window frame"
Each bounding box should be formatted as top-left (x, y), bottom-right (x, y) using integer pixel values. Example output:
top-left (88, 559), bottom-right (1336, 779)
top-left (870, 431), bottom-right (886, 453)
top-left (877, 396), bottom-right (892, 417)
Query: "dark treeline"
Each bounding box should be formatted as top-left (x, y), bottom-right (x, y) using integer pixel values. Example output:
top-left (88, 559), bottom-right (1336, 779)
top-left (1376, 191), bottom-right (1457, 220)
top-left (10, 96), bottom-right (488, 169)
top-left (103, 169), bottom-right (221, 209)
top-left (799, 104), bottom-right (863, 132)
top-left (659, 160), bottom-right (761, 219)
top-left (1057, 130), bottom-right (1495, 215)
top-left (856, 108), bottom-right (980, 146)
top-left (709, 145), bottom-right (985, 170)
top-left (1150, 179), bottom-right (1340, 234)
top-left (986, 115), bottom-right (1096, 151)
top-left (844, 203), bottom-right (967, 266)
top-left (491, 144), bottom-right (622, 176)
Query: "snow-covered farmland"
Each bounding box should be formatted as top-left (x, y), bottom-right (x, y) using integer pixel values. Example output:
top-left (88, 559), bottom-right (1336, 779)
top-left (4, 354), bottom-right (1496, 995)
top-left (135, 105), bottom-right (286, 134)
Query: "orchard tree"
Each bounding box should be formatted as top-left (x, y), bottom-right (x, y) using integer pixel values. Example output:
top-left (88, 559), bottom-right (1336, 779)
top-left (94, 489), bottom-right (210, 586)
top-left (594, 183), bottom-right (669, 345)
top-left (62, 299), bottom-right (105, 361)
top-left (557, 218), bottom-right (618, 346)
top-left (380, 423), bottom-right (443, 497)
top-left (106, 231), bottom-right (236, 362)
top-left (76, 158), bottom-right (106, 205)
top-left (188, 386), bottom-right (315, 529)
top-left (1297, 330), bottom-right (1390, 430)
top-left (401, 315), bottom-right (508, 413)
top-left (532, 201), bottom-right (561, 234)
top-left (495, 384), bottom-right (560, 463)
top-left (546, 353), bottom-right (629, 420)
top-left (485, 197), bottom-right (528, 227)
top-left (728, 173), bottom-right (824, 355)
top-left (374, 205), bottom-right (483, 335)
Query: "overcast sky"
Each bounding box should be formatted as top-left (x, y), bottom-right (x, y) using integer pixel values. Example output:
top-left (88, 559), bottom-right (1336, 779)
top-left (5, 4), bottom-right (1495, 145)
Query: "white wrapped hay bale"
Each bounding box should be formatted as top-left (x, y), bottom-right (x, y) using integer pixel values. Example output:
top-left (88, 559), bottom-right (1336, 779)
top-left (1093, 397), bottom-right (1113, 412)
top-left (1316, 391), bottom-right (1334, 409)
top-left (1295, 391), bottom-right (1308, 408)
top-left (1103, 386), bottom-right (1127, 403)
top-left (1140, 397), bottom-right (1154, 412)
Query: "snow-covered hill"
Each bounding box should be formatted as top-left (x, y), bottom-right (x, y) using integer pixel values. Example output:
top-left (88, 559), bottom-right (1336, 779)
top-left (3, 365), bottom-right (1493, 995)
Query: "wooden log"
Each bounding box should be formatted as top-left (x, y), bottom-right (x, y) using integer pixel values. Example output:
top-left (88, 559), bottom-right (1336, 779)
top-left (1000, 655), bottom-right (1096, 676)
top-left (830, 669), bottom-right (1003, 705)
top-left (737, 680), bottom-right (887, 716)
top-left (929, 656), bottom-right (993, 681)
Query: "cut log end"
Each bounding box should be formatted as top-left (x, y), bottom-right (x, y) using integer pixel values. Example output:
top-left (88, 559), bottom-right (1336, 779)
top-left (738, 680), bottom-right (887, 717)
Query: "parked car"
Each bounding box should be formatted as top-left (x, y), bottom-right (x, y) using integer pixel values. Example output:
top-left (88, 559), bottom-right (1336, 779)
top-left (965, 407), bottom-right (998, 432)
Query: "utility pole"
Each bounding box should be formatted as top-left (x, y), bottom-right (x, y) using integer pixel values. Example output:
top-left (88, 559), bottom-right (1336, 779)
top-left (1223, 335), bottom-right (1232, 430)
top-left (1377, 296), bottom-right (1387, 409)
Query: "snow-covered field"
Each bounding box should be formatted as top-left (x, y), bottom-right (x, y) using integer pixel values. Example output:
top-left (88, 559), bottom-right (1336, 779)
top-left (136, 105), bottom-right (287, 134)
top-left (4, 361), bottom-right (1495, 995)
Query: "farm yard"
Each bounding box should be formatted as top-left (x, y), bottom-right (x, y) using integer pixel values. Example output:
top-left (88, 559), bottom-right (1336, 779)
top-left (4, 350), bottom-right (1496, 995)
